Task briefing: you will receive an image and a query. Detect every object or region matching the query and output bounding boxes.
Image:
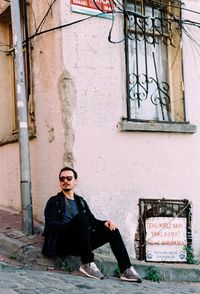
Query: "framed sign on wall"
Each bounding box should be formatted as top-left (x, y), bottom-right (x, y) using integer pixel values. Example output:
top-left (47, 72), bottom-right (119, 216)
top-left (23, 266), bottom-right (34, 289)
top-left (70, 0), bottom-right (115, 19)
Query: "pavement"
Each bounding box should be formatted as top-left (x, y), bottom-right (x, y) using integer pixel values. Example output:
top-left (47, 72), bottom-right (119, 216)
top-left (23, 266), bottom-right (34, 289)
top-left (0, 206), bottom-right (200, 285)
top-left (1, 263), bottom-right (200, 294)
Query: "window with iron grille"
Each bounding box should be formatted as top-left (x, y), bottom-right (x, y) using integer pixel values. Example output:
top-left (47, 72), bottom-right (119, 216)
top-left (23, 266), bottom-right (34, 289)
top-left (0, 5), bottom-right (35, 145)
top-left (125, 0), bottom-right (185, 123)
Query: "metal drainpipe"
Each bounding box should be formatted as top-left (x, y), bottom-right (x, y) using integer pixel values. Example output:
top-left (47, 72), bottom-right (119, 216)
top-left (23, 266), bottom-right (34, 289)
top-left (10, 0), bottom-right (33, 235)
top-left (24, 0), bottom-right (31, 97)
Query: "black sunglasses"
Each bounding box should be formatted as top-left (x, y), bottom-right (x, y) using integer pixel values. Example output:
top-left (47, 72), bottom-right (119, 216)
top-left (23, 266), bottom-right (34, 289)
top-left (59, 176), bottom-right (74, 182)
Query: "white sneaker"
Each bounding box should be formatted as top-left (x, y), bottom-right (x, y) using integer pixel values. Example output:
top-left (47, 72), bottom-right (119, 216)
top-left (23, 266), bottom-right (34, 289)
top-left (79, 262), bottom-right (104, 280)
top-left (120, 266), bottom-right (142, 283)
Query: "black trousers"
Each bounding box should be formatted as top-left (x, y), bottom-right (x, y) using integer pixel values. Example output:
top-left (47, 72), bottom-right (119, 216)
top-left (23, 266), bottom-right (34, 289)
top-left (56, 213), bottom-right (131, 273)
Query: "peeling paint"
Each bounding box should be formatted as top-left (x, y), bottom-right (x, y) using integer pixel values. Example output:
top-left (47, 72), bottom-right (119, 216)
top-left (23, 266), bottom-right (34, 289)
top-left (19, 122), bottom-right (28, 128)
top-left (17, 101), bottom-right (23, 108)
top-left (17, 84), bottom-right (21, 94)
top-left (58, 70), bottom-right (76, 167)
top-left (45, 113), bottom-right (55, 143)
top-left (13, 34), bottom-right (17, 46)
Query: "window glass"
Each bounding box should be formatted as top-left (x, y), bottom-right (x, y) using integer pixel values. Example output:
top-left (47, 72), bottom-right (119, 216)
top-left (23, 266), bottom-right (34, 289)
top-left (0, 6), bottom-right (35, 144)
top-left (0, 8), bottom-right (15, 139)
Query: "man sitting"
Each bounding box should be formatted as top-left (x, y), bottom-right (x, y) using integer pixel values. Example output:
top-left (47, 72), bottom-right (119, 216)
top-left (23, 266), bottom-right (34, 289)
top-left (42, 166), bottom-right (142, 282)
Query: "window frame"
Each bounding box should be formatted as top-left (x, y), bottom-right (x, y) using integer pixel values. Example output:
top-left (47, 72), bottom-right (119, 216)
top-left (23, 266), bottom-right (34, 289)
top-left (0, 5), bottom-right (35, 146)
top-left (124, 0), bottom-right (187, 124)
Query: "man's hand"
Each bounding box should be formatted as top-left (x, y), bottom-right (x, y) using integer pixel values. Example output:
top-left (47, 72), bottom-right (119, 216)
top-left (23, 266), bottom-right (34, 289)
top-left (104, 220), bottom-right (118, 231)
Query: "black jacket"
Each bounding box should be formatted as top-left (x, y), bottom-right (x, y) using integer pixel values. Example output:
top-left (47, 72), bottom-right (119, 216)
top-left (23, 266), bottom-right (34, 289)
top-left (42, 192), bottom-right (105, 257)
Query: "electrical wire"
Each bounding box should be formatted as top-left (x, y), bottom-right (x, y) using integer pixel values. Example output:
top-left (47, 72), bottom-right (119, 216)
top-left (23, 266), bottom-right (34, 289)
top-left (151, 0), bottom-right (200, 16)
top-left (105, 0), bottom-right (142, 44)
top-left (182, 19), bottom-right (200, 28)
top-left (27, 1), bottom-right (37, 32)
top-left (92, 0), bottom-right (125, 44)
top-left (28, 12), bottom-right (105, 41)
top-left (113, 0), bottom-right (125, 12)
top-left (107, 0), bottom-right (179, 44)
top-left (35, 0), bottom-right (57, 34)
top-left (182, 26), bottom-right (200, 80)
top-left (9, 0), bottom-right (200, 48)
top-left (182, 24), bottom-right (200, 68)
top-left (0, 48), bottom-right (12, 54)
top-left (25, 0), bottom-right (200, 45)
top-left (183, 25), bottom-right (200, 49)
top-left (108, 11), bottom-right (127, 44)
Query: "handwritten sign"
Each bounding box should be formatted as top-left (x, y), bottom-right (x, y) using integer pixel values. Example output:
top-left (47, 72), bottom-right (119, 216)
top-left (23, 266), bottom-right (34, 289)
top-left (70, 0), bottom-right (115, 19)
top-left (145, 217), bottom-right (187, 262)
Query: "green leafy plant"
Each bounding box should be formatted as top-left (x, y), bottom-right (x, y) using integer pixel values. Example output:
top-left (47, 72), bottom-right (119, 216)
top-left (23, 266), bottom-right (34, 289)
top-left (10, 254), bottom-right (17, 260)
top-left (184, 245), bottom-right (199, 265)
top-left (63, 265), bottom-right (73, 272)
top-left (113, 266), bottom-right (120, 278)
top-left (146, 266), bottom-right (160, 282)
top-left (0, 263), bottom-right (6, 269)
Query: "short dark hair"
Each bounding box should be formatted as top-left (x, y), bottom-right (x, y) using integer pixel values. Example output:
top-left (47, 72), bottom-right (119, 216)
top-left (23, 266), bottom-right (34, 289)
top-left (59, 166), bottom-right (78, 179)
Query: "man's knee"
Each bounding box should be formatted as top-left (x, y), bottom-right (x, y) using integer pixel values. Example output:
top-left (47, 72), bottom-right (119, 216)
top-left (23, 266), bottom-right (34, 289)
top-left (108, 228), bottom-right (123, 240)
top-left (107, 228), bottom-right (120, 235)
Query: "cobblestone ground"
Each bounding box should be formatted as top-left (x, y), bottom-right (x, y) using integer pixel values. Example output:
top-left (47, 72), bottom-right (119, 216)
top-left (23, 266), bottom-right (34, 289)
top-left (0, 263), bottom-right (200, 294)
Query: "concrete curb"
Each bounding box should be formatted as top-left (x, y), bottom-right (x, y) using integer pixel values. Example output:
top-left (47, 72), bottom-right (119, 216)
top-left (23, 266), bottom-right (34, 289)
top-left (0, 233), bottom-right (52, 267)
top-left (131, 260), bottom-right (200, 282)
top-left (0, 233), bottom-right (200, 282)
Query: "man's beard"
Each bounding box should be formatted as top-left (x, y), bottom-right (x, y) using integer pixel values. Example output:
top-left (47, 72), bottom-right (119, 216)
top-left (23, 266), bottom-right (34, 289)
top-left (63, 188), bottom-right (71, 192)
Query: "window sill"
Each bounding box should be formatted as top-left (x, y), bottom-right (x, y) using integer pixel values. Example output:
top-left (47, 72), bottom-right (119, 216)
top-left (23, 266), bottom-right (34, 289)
top-left (118, 120), bottom-right (197, 134)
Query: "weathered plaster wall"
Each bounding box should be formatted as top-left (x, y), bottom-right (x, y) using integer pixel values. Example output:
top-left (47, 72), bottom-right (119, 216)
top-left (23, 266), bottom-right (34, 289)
top-left (0, 144), bottom-right (20, 210)
top-left (0, 0), bottom-right (65, 221)
top-left (1, 0), bottom-right (200, 260)
top-left (29, 0), bottom-right (65, 221)
top-left (0, 2), bottom-right (9, 12)
top-left (59, 0), bottom-right (200, 258)
top-left (181, 0), bottom-right (200, 257)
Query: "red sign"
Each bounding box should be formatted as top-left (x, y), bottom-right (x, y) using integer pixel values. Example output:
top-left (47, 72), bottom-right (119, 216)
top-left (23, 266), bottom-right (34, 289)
top-left (71, 0), bottom-right (115, 18)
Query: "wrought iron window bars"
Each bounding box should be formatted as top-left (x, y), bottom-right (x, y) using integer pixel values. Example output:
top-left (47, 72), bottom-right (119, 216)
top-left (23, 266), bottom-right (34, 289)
top-left (125, 0), bottom-right (183, 122)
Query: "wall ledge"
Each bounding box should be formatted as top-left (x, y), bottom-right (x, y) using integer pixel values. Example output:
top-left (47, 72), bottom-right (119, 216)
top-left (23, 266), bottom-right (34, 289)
top-left (118, 120), bottom-right (197, 134)
top-left (0, 129), bottom-right (36, 147)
